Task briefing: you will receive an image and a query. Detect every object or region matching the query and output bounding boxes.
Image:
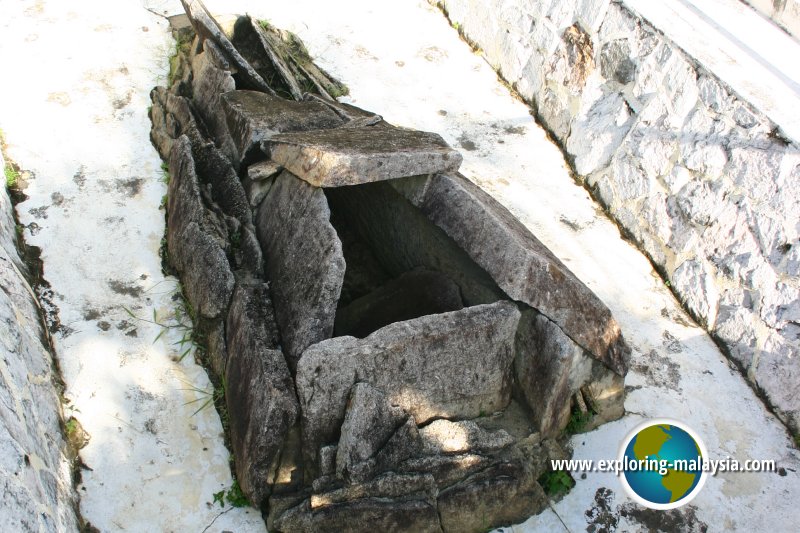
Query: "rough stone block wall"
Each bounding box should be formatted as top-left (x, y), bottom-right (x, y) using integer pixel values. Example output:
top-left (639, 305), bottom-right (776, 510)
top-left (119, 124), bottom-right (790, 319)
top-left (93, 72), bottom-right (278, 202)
top-left (441, 0), bottom-right (800, 432)
top-left (0, 152), bottom-right (79, 531)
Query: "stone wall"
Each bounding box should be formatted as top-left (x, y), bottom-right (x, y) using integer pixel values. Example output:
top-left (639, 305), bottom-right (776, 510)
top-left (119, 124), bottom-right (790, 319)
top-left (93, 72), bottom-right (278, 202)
top-left (0, 152), bottom-right (79, 531)
top-left (441, 0), bottom-right (800, 432)
top-left (744, 0), bottom-right (800, 38)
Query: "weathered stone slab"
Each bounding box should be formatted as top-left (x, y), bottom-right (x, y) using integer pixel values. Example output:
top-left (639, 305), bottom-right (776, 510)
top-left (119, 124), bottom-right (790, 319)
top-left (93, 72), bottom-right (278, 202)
top-left (353, 417), bottom-right (421, 482)
top-left (296, 301), bottom-right (520, 468)
top-left (515, 308), bottom-right (625, 436)
top-left (310, 472), bottom-right (437, 511)
top-left (167, 136), bottom-right (234, 319)
top-left (266, 126), bottom-right (462, 187)
top-left (419, 419), bottom-right (513, 455)
top-left (410, 173), bottom-right (630, 375)
top-left (335, 383), bottom-right (408, 480)
top-left (225, 280), bottom-right (298, 505)
top-left (190, 42), bottom-right (237, 161)
top-left (436, 443), bottom-right (547, 533)
top-left (179, 0), bottom-right (274, 93)
top-left (273, 491), bottom-right (441, 533)
top-left (151, 89), bottom-right (251, 227)
top-left (514, 309), bottom-right (587, 437)
top-left (243, 160), bottom-right (281, 208)
top-left (334, 268), bottom-right (464, 338)
top-left (255, 171), bottom-right (345, 369)
top-left (222, 90), bottom-right (344, 166)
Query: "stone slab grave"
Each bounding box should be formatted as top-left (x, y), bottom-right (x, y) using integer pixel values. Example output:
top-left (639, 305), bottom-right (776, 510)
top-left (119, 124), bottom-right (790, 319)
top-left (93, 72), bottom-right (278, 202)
top-left (149, 1), bottom-right (630, 530)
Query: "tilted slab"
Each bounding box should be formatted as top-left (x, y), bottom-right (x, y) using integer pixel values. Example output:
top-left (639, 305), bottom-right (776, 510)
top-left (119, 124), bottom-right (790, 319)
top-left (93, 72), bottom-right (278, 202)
top-left (221, 90), bottom-right (345, 166)
top-left (166, 136), bottom-right (233, 319)
top-left (401, 173), bottom-right (630, 375)
top-left (226, 280), bottom-right (299, 505)
top-left (295, 301), bottom-right (520, 467)
top-left (266, 126), bottom-right (462, 187)
top-left (179, 0), bottom-right (274, 94)
top-left (255, 171), bottom-right (345, 370)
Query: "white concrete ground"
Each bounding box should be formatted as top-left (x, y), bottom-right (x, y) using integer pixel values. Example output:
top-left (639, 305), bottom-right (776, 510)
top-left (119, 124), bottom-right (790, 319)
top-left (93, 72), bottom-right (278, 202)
top-left (1, 0), bottom-right (798, 531)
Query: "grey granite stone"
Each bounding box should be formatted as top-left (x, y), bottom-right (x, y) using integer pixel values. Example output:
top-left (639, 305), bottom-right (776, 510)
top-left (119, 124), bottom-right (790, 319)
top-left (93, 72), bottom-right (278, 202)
top-left (267, 126), bottom-right (462, 187)
top-left (255, 170), bottom-right (345, 370)
top-left (413, 173), bottom-right (629, 375)
top-left (222, 90), bottom-right (344, 166)
top-left (296, 301), bottom-right (520, 469)
top-left (225, 280), bottom-right (298, 505)
top-left (167, 136), bottom-right (234, 319)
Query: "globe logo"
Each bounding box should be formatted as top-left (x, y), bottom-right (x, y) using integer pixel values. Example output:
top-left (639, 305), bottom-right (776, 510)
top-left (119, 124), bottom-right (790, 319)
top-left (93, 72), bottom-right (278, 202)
top-left (618, 419), bottom-right (708, 510)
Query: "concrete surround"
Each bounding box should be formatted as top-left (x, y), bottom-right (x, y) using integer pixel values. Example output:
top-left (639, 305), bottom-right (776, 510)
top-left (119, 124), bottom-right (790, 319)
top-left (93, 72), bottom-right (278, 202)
top-left (441, 0), bottom-right (800, 433)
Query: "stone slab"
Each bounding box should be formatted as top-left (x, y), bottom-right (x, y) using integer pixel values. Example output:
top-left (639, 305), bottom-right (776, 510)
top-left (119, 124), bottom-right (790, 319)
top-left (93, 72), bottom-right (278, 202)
top-left (225, 280), bottom-right (298, 505)
top-left (335, 383), bottom-right (408, 480)
top-left (273, 490), bottom-right (441, 533)
top-left (167, 136), bottom-right (234, 319)
top-left (419, 419), bottom-right (514, 455)
top-left (179, 0), bottom-right (274, 94)
top-left (222, 90), bottom-right (344, 166)
top-left (255, 170), bottom-right (345, 370)
top-left (437, 443), bottom-right (548, 533)
top-left (413, 173), bottom-right (630, 375)
top-left (266, 126), bottom-right (463, 187)
top-left (296, 301), bottom-right (520, 468)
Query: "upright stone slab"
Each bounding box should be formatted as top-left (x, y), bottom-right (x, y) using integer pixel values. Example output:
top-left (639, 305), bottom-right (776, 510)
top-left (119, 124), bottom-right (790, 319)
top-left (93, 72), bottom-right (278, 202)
top-left (335, 383), bottom-right (410, 480)
top-left (190, 42), bottom-right (237, 160)
top-left (266, 126), bottom-right (463, 187)
top-left (179, 0), bottom-right (274, 93)
top-left (226, 280), bottom-right (299, 505)
top-left (409, 173), bottom-right (630, 375)
top-left (295, 301), bottom-right (521, 466)
top-left (515, 309), bottom-right (588, 436)
top-left (167, 136), bottom-right (234, 319)
top-left (255, 171), bottom-right (345, 369)
top-left (222, 90), bottom-right (344, 166)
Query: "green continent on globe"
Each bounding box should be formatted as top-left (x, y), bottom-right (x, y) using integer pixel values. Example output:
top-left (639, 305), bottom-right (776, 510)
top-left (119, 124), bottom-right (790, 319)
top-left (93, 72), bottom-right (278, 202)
top-left (662, 468), bottom-right (696, 502)
top-left (632, 424), bottom-right (672, 461)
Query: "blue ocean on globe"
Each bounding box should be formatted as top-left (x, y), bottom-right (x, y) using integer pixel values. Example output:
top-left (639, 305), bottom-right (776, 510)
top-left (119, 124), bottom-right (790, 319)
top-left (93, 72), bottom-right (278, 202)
top-left (623, 424), bottom-right (703, 505)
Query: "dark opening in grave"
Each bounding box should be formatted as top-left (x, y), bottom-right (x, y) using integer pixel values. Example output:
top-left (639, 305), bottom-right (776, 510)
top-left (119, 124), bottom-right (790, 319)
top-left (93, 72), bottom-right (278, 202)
top-left (325, 178), bottom-right (507, 338)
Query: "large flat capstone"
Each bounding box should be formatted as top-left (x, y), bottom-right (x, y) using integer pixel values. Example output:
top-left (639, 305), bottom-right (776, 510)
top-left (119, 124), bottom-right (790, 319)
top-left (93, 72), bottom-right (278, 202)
top-left (266, 126), bottom-right (463, 187)
top-left (221, 90), bottom-right (345, 166)
top-left (402, 173), bottom-right (630, 375)
top-left (295, 301), bottom-right (521, 465)
top-left (255, 170), bottom-right (345, 370)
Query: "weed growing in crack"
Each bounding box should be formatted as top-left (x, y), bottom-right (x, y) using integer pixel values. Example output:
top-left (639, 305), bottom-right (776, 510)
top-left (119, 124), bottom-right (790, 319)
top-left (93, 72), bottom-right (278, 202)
top-left (160, 162), bottom-right (170, 184)
top-left (213, 480), bottom-right (249, 508)
top-left (122, 293), bottom-right (197, 362)
top-left (167, 32), bottom-right (193, 86)
top-left (538, 469), bottom-right (575, 498)
top-left (179, 379), bottom-right (224, 416)
top-left (5, 162), bottom-right (19, 189)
